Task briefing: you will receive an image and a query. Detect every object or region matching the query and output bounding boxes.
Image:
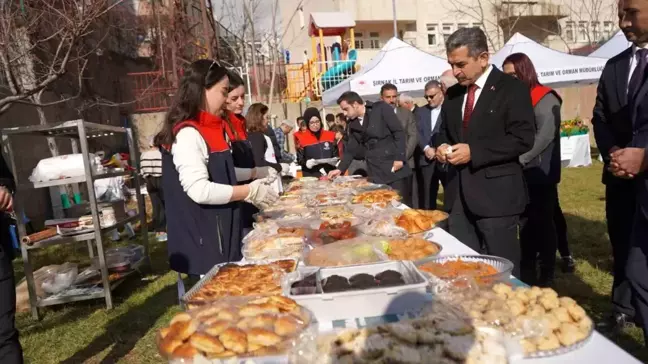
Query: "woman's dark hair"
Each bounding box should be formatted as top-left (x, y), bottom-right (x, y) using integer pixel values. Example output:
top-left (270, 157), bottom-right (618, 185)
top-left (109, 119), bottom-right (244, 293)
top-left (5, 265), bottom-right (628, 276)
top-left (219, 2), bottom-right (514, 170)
top-left (156, 59), bottom-right (229, 146)
top-left (227, 69), bottom-right (245, 92)
top-left (503, 53), bottom-right (540, 89)
top-left (330, 125), bottom-right (344, 133)
top-left (246, 103), bottom-right (269, 133)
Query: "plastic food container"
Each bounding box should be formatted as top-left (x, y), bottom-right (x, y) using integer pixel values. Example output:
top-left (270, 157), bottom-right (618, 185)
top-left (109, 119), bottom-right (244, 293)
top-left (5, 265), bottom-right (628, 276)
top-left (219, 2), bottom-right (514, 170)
top-left (284, 261), bottom-right (430, 321)
top-left (416, 254), bottom-right (514, 289)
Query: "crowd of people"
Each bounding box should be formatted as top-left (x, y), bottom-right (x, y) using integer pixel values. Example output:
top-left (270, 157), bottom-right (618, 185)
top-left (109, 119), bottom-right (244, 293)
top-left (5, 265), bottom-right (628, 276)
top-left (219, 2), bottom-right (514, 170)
top-left (2, 2), bottom-right (648, 362)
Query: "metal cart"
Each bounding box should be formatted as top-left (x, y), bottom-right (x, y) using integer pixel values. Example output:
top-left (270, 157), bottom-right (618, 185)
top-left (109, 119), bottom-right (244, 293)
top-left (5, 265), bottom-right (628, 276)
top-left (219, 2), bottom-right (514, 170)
top-left (1, 120), bottom-right (150, 320)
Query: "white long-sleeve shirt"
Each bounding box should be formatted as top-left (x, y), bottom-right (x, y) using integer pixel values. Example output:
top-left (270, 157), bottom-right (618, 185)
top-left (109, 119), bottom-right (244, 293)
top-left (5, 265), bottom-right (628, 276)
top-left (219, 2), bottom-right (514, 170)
top-left (171, 128), bottom-right (252, 205)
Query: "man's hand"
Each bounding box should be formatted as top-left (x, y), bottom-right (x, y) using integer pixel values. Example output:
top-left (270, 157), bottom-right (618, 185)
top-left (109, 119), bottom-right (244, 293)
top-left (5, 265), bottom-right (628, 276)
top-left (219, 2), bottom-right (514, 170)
top-left (610, 147), bottom-right (647, 178)
top-left (447, 143), bottom-right (471, 165)
top-left (392, 160), bottom-right (404, 172)
top-left (0, 187), bottom-right (13, 212)
top-left (424, 147), bottom-right (436, 160)
top-left (327, 169), bottom-right (342, 179)
top-left (436, 143), bottom-right (451, 163)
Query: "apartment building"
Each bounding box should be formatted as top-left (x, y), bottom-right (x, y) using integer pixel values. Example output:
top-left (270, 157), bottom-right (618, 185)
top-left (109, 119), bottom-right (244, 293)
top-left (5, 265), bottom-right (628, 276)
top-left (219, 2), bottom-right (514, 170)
top-left (280, 0), bottom-right (618, 65)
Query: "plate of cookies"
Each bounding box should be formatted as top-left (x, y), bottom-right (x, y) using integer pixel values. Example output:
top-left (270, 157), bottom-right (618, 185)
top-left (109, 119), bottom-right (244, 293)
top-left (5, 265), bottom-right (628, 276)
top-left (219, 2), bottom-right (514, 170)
top-left (157, 295), bottom-right (316, 362)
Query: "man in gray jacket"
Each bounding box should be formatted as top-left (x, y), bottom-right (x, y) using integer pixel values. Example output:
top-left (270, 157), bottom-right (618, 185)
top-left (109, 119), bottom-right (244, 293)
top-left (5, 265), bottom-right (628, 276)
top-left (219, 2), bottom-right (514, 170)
top-left (380, 83), bottom-right (418, 206)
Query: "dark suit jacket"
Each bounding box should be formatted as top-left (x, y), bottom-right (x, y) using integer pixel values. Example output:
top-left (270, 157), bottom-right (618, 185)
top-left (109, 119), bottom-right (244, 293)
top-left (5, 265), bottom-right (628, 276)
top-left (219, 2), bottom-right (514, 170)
top-left (395, 106), bottom-right (418, 168)
top-left (592, 48), bottom-right (639, 186)
top-left (435, 67), bottom-right (535, 218)
top-left (339, 101), bottom-right (412, 184)
top-left (415, 104), bottom-right (443, 168)
top-left (0, 153), bottom-right (15, 261)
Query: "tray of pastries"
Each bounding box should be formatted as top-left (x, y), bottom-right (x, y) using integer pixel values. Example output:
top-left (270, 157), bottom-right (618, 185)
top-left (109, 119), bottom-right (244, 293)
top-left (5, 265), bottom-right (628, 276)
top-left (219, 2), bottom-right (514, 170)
top-left (394, 209), bottom-right (449, 234)
top-left (242, 234), bottom-right (306, 261)
top-left (351, 189), bottom-right (401, 207)
top-left (157, 295), bottom-right (314, 362)
top-left (183, 259), bottom-right (298, 307)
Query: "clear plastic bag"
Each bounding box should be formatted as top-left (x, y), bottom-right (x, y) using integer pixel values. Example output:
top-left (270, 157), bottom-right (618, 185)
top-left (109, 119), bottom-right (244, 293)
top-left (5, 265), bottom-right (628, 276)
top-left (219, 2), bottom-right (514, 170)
top-left (41, 263), bottom-right (78, 294)
top-left (29, 154), bottom-right (97, 182)
top-left (356, 218), bottom-right (409, 238)
top-left (242, 233), bottom-right (308, 261)
top-left (304, 237), bottom-right (390, 267)
top-left (157, 295), bottom-right (318, 363)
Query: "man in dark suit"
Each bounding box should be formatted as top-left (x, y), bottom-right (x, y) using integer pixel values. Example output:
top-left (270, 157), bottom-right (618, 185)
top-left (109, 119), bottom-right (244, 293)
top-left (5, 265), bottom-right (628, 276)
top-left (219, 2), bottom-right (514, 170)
top-left (380, 83), bottom-right (418, 206)
top-left (601, 0), bottom-right (648, 341)
top-left (414, 80), bottom-right (446, 210)
top-left (434, 27), bottom-right (535, 277)
top-left (0, 153), bottom-right (22, 364)
top-left (592, 0), bottom-right (646, 331)
top-left (328, 92), bottom-right (412, 197)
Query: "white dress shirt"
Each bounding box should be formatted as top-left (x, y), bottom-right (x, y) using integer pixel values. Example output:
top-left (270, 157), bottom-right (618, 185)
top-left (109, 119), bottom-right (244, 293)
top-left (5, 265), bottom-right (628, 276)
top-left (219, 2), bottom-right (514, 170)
top-left (462, 64), bottom-right (494, 119)
top-left (423, 107), bottom-right (442, 151)
top-left (628, 44), bottom-right (648, 93)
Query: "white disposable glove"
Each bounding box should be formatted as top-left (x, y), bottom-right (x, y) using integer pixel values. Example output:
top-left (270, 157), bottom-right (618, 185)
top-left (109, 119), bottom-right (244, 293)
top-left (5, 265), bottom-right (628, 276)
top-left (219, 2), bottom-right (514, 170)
top-left (306, 159), bottom-right (316, 169)
top-left (325, 158), bottom-right (339, 166)
top-left (255, 166), bottom-right (278, 183)
top-left (244, 178), bottom-right (279, 210)
top-left (280, 163), bottom-right (291, 175)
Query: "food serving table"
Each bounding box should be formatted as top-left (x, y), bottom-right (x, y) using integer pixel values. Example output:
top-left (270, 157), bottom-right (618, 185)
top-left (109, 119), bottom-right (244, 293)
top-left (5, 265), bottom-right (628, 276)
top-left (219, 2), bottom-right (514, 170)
top-left (560, 134), bottom-right (592, 168)
top-left (315, 227), bottom-right (640, 364)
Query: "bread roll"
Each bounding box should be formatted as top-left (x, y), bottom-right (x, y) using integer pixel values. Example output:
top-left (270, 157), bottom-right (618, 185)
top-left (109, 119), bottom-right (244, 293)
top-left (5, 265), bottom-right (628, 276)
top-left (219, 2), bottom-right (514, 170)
top-left (172, 342), bottom-right (198, 359)
top-left (247, 328), bottom-right (283, 347)
top-left (219, 327), bottom-right (247, 353)
top-left (168, 319), bottom-right (198, 341)
top-left (205, 320), bottom-right (231, 336)
top-left (190, 333), bottom-right (225, 354)
top-left (169, 312), bottom-right (192, 325)
top-left (159, 336), bottom-right (183, 355)
top-left (274, 315), bottom-right (301, 336)
top-left (268, 295), bottom-right (298, 312)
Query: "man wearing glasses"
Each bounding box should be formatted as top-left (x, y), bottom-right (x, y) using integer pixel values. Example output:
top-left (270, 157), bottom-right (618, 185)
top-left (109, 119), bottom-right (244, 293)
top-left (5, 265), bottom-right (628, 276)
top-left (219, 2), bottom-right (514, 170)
top-left (414, 80), bottom-right (446, 210)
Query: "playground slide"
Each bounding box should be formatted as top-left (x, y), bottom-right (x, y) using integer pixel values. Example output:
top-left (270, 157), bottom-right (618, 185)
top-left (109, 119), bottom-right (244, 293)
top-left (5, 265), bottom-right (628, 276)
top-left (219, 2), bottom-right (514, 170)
top-left (320, 49), bottom-right (357, 91)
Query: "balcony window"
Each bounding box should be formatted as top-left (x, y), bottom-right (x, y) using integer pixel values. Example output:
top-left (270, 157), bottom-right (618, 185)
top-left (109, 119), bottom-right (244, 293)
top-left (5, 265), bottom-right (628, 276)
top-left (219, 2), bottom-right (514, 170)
top-left (564, 21), bottom-right (574, 42)
top-left (426, 24), bottom-right (437, 45)
top-left (442, 23), bottom-right (454, 43)
top-left (603, 21), bottom-right (614, 38)
top-left (355, 32), bottom-right (365, 49)
top-left (369, 32), bottom-right (380, 49)
top-left (578, 21), bottom-right (588, 42)
top-left (458, 23), bottom-right (469, 29)
top-left (591, 21), bottom-right (600, 41)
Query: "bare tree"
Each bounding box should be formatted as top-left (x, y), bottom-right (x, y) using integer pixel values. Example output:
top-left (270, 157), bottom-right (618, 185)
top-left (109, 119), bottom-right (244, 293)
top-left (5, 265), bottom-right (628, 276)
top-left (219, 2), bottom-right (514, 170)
top-left (0, 0), bottom-right (131, 156)
top-left (443, 0), bottom-right (616, 53)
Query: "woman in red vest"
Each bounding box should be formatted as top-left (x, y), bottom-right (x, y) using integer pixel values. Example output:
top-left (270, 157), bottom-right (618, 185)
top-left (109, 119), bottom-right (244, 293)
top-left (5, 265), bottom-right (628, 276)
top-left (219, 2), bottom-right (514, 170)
top-left (503, 53), bottom-right (567, 287)
top-left (156, 60), bottom-right (278, 278)
top-left (298, 108), bottom-right (338, 177)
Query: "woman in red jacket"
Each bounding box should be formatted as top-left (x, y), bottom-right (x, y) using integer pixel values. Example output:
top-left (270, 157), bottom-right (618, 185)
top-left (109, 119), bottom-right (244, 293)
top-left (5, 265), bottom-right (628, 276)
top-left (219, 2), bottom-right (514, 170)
top-left (298, 108), bottom-right (338, 177)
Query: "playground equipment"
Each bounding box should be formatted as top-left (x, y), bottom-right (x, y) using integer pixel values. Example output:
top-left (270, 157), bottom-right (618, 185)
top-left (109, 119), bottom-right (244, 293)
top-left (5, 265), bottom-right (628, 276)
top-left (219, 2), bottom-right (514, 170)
top-left (283, 12), bottom-right (357, 102)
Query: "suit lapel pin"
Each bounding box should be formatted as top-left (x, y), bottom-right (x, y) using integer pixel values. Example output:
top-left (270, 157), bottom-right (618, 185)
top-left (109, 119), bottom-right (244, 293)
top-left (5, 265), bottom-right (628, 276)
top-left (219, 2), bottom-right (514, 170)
top-left (490, 85), bottom-right (496, 91)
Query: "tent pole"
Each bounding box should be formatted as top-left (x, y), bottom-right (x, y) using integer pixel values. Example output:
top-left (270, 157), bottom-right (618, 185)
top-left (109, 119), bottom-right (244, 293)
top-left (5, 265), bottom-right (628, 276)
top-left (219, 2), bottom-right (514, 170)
top-left (392, 0), bottom-right (397, 38)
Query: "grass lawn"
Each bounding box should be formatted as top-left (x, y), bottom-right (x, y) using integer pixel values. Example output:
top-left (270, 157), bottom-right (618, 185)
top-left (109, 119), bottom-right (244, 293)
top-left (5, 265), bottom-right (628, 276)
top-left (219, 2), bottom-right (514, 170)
top-left (11, 160), bottom-right (648, 363)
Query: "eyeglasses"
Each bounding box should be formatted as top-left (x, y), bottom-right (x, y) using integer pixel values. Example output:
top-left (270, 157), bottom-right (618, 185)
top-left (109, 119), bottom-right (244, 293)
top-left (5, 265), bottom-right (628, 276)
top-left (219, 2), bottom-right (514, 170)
top-left (205, 59), bottom-right (222, 84)
top-left (424, 94), bottom-right (438, 100)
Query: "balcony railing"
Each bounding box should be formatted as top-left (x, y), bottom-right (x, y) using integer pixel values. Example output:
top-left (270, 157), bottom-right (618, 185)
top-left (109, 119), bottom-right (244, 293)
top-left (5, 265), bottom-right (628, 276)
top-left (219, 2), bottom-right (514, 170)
top-left (497, 1), bottom-right (568, 20)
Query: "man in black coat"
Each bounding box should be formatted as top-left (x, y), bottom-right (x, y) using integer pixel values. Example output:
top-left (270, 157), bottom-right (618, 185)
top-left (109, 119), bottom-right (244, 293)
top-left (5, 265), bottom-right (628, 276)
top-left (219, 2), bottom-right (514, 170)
top-left (0, 152), bottom-right (22, 364)
top-left (414, 80), bottom-right (446, 210)
top-left (601, 0), bottom-right (648, 341)
top-left (435, 27), bottom-right (535, 277)
top-left (328, 92), bottom-right (412, 197)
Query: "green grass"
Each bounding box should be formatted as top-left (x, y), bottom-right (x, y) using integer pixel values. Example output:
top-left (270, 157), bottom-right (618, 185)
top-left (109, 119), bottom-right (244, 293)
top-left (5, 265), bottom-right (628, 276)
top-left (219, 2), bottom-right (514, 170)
top-left (12, 161), bottom-right (648, 363)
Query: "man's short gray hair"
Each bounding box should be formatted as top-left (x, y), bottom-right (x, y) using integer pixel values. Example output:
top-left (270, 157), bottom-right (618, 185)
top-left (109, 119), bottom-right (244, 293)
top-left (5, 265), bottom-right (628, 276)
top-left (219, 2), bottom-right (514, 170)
top-left (440, 75), bottom-right (458, 89)
top-left (399, 93), bottom-right (414, 104)
top-left (445, 27), bottom-right (489, 57)
top-left (424, 80), bottom-right (441, 92)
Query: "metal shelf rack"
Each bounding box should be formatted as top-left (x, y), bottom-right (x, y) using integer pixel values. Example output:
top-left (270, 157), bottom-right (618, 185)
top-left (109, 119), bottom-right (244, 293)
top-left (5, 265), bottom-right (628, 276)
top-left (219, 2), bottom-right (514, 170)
top-left (1, 120), bottom-right (150, 320)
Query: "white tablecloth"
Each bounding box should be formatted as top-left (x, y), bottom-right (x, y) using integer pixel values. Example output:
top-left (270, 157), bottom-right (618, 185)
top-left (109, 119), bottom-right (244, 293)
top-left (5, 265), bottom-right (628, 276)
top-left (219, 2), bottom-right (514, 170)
top-left (561, 134), bottom-right (592, 168)
top-left (423, 228), bottom-right (641, 364)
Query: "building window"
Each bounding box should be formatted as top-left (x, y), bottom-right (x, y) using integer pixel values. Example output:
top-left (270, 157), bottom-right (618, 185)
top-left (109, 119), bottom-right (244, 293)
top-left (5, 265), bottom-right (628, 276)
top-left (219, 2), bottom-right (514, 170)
top-left (426, 24), bottom-right (437, 45)
top-left (355, 32), bottom-right (365, 49)
top-left (369, 32), bottom-right (380, 49)
top-left (442, 23), bottom-right (454, 43)
top-left (564, 21), bottom-right (574, 42)
top-left (474, 23), bottom-right (484, 30)
top-left (591, 21), bottom-right (600, 41)
top-left (298, 7), bottom-right (304, 29)
top-left (578, 21), bottom-right (588, 42)
top-left (458, 23), bottom-right (469, 29)
top-left (603, 21), bottom-right (614, 38)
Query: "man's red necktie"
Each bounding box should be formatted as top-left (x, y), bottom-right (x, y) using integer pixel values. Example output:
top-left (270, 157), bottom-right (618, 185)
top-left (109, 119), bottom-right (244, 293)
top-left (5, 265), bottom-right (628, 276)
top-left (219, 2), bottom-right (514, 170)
top-left (463, 84), bottom-right (478, 130)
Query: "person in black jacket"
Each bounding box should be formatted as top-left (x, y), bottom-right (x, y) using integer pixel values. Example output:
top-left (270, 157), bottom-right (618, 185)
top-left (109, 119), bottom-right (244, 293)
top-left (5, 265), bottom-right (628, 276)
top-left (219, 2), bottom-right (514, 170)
top-left (328, 92), bottom-right (412, 197)
top-left (435, 28), bottom-right (534, 277)
top-left (0, 152), bottom-right (23, 364)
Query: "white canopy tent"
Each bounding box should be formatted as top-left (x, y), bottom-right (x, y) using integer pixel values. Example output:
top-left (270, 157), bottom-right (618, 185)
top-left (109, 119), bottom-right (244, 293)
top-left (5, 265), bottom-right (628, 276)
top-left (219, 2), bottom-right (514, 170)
top-left (321, 37), bottom-right (450, 106)
top-left (589, 31), bottom-right (631, 59)
top-left (491, 33), bottom-right (607, 88)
